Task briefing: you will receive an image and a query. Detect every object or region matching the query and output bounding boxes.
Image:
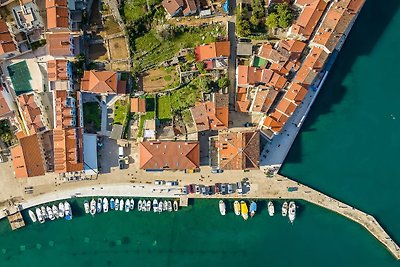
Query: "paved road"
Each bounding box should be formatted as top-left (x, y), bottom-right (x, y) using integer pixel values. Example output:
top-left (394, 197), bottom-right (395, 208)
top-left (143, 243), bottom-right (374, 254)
top-left (227, 19), bottom-right (237, 111)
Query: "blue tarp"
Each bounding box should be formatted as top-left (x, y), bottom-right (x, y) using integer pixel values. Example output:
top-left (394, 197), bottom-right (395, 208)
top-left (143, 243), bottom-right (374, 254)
top-left (223, 0), bottom-right (229, 13)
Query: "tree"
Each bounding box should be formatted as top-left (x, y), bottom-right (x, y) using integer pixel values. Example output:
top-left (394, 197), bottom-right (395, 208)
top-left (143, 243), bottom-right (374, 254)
top-left (250, 15), bottom-right (260, 27)
top-left (266, 3), bottom-right (293, 29)
top-left (196, 61), bottom-right (206, 73)
top-left (198, 77), bottom-right (211, 93)
top-left (236, 15), bottom-right (251, 37)
top-left (266, 13), bottom-right (279, 29)
top-left (218, 77), bottom-right (230, 89)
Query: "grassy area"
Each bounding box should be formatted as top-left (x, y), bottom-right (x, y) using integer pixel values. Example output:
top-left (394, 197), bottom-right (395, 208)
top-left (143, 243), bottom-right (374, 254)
top-left (113, 99), bottom-right (130, 125)
top-left (104, 17), bottom-right (121, 35)
top-left (181, 109), bottom-right (194, 126)
top-left (122, 0), bottom-right (161, 21)
top-left (137, 96), bottom-right (155, 138)
top-left (134, 24), bottom-right (226, 71)
top-left (156, 95), bottom-right (172, 120)
top-left (170, 78), bottom-right (203, 114)
top-left (83, 102), bottom-right (101, 132)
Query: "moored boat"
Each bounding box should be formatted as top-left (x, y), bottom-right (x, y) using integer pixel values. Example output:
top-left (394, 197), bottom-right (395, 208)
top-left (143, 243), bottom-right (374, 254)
top-left (110, 198), bottom-right (115, 210)
top-left (90, 199), bottom-right (96, 215)
top-left (115, 199), bottom-right (120, 211)
top-left (240, 201), bottom-right (248, 220)
top-left (47, 206), bottom-right (55, 221)
top-left (219, 200), bottom-right (226, 216)
top-left (233, 201), bottom-right (241, 216)
top-left (52, 205), bottom-right (59, 219)
top-left (103, 198), bottom-right (109, 213)
top-left (167, 201), bottom-right (172, 212)
top-left (119, 199), bottom-right (124, 211)
top-left (146, 200), bottom-right (151, 212)
top-left (35, 208), bottom-right (45, 224)
top-left (138, 200), bottom-right (143, 211)
top-left (97, 198), bottom-right (102, 213)
top-left (130, 199), bottom-right (135, 210)
top-left (282, 202), bottom-right (288, 217)
top-left (250, 201), bottom-right (257, 218)
top-left (41, 206), bottom-right (47, 219)
top-left (28, 210), bottom-right (37, 223)
top-left (173, 200), bottom-right (178, 211)
top-left (84, 200), bottom-right (90, 214)
top-left (125, 199), bottom-right (131, 212)
top-left (163, 200), bottom-right (168, 212)
top-left (289, 201), bottom-right (296, 223)
top-left (268, 201), bottom-right (275, 217)
top-left (158, 200), bottom-right (163, 213)
top-left (64, 201), bottom-right (72, 220)
top-left (58, 202), bottom-right (65, 218)
top-left (152, 199), bottom-right (158, 213)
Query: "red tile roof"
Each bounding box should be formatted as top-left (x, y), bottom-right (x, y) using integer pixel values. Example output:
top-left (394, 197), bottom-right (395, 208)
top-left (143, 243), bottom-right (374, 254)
top-left (195, 41), bottom-right (230, 61)
top-left (291, 0), bottom-right (328, 38)
top-left (276, 97), bottom-right (297, 116)
top-left (47, 59), bottom-right (69, 81)
top-left (293, 46), bottom-right (329, 86)
top-left (18, 94), bottom-right (45, 135)
top-left (131, 98), bottom-right (146, 113)
top-left (140, 141), bottom-right (200, 170)
top-left (53, 128), bottom-right (84, 173)
top-left (81, 70), bottom-right (121, 94)
top-left (0, 92), bottom-right (12, 118)
top-left (47, 33), bottom-right (72, 57)
top-left (190, 94), bottom-right (229, 131)
top-left (252, 89), bottom-right (278, 113)
top-left (0, 21), bottom-right (17, 56)
top-left (284, 83), bottom-right (308, 105)
top-left (162, 0), bottom-right (184, 16)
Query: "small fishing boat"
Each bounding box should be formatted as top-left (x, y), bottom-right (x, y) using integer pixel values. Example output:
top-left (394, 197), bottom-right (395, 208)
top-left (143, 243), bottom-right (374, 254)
top-left (97, 198), bottom-right (102, 213)
top-left (240, 201), bottom-right (248, 221)
top-left (103, 198), bottom-right (109, 213)
top-left (119, 199), bottom-right (124, 211)
top-left (84, 200), bottom-right (90, 214)
top-left (58, 202), bottom-right (65, 218)
top-left (282, 201), bottom-right (288, 217)
top-left (138, 200), bottom-right (143, 211)
top-left (268, 201), bottom-right (275, 217)
top-left (158, 200), bottom-right (163, 213)
top-left (173, 200), bottom-right (178, 212)
top-left (233, 201), bottom-right (241, 216)
top-left (110, 198), bottom-right (115, 210)
top-left (115, 199), bottom-right (120, 211)
top-left (35, 208), bottom-right (45, 224)
top-left (90, 199), bottom-right (96, 215)
top-left (52, 205), bottom-right (59, 219)
top-left (28, 210), bottom-right (37, 223)
top-left (163, 200), bottom-right (168, 212)
top-left (47, 206), bottom-right (55, 221)
top-left (219, 200), bottom-right (226, 216)
top-left (152, 199), bottom-right (158, 213)
top-left (130, 199), bottom-right (135, 210)
top-left (250, 201), bottom-right (257, 218)
top-left (167, 201), bottom-right (172, 212)
top-left (289, 201), bottom-right (296, 223)
top-left (41, 206), bottom-right (47, 219)
top-left (146, 200), bottom-right (151, 212)
top-left (64, 201), bottom-right (72, 220)
top-left (125, 199), bottom-right (131, 212)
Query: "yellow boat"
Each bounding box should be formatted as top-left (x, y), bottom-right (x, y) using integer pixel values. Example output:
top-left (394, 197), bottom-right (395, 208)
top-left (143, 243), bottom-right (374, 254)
top-left (234, 201), bottom-right (241, 216)
top-left (240, 201), bottom-right (248, 220)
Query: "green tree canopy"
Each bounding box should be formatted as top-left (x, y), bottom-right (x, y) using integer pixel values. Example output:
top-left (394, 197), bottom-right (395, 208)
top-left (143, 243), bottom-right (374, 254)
top-left (266, 13), bottom-right (279, 29)
top-left (218, 77), bottom-right (230, 89)
top-left (266, 3), bottom-right (293, 29)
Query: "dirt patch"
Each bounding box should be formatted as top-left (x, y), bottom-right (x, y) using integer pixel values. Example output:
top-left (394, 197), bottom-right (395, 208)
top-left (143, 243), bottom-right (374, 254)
top-left (110, 61), bottom-right (130, 71)
top-left (109, 37), bottom-right (128, 60)
top-left (142, 67), bottom-right (179, 92)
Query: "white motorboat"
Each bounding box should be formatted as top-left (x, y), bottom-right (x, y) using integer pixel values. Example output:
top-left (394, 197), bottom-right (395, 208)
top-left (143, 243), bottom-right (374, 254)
top-left (103, 198), bottom-right (109, 213)
top-left (167, 201), bottom-right (172, 212)
top-left (158, 200), bottom-right (163, 213)
top-left (163, 200), bottom-right (168, 212)
top-left (47, 206), bottom-right (55, 221)
top-left (97, 198), bottom-right (102, 213)
top-left (52, 205), bottom-right (59, 219)
top-left (28, 210), bottom-right (37, 223)
top-left (115, 199), bottom-right (120, 211)
top-left (268, 201), bottom-right (275, 217)
top-left (152, 199), bottom-right (158, 213)
top-left (84, 200), bottom-right (90, 214)
top-left (35, 208), bottom-right (45, 224)
top-left (146, 200), bottom-right (151, 212)
top-left (138, 200), bottom-right (143, 211)
top-left (41, 206), bottom-right (47, 219)
top-left (219, 200), bottom-right (226, 216)
top-left (173, 200), bottom-right (178, 211)
top-left (119, 199), bottom-right (124, 211)
top-left (130, 199), bottom-right (135, 210)
top-left (90, 199), bottom-right (96, 215)
top-left (289, 201), bottom-right (296, 223)
top-left (64, 201), bottom-right (72, 220)
top-left (125, 199), bottom-right (131, 212)
top-left (58, 202), bottom-right (65, 218)
top-left (282, 202), bottom-right (288, 217)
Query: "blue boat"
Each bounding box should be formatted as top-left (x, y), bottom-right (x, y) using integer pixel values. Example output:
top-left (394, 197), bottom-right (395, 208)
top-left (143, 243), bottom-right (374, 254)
top-left (288, 187), bottom-right (298, 192)
top-left (250, 201), bottom-right (257, 217)
top-left (64, 201), bottom-right (72, 221)
top-left (110, 198), bottom-right (115, 210)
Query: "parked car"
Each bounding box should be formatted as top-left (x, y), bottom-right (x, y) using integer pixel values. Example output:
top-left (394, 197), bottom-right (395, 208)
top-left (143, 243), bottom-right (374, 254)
top-left (195, 185), bottom-right (200, 194)
top-left (208, 186), bottom-right (213, 195)
top-left (211, 169), bottom-right (224, 174)
top-left (118, 146), bottom-right (124, 159)
top-left (118, 159), bottom-right (124, 169)
top-left (221, 184), bottom-right (226, 195)
top-left (201, 186), bottom-right (207, 195)
top-left (214, 183), bottom-right (220, 194)
top-left (182, 186), bottom-right (188, 194)
top-left (227, 183), bottom-right (233, 194)
top-left (236, 182), bottom-right (243, 194)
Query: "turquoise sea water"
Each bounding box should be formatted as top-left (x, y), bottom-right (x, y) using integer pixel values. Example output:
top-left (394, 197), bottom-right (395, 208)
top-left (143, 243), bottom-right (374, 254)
top-left (1, 1), bottom-right (400, 266)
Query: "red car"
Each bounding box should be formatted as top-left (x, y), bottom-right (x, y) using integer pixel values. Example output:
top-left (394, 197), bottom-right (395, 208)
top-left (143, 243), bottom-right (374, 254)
top-left (189, 184), bottom-right (195, 194)
top-left (214, 183), bottom-right (221, 194)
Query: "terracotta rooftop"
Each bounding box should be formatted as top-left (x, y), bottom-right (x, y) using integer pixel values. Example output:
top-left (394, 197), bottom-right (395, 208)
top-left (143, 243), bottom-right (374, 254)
top-left (54, 90), bottom-right (74, 129)
top-left (252, 89), bottom-right (278, 113)
top-left (162, 0), bottom-right (184, 16)
top-left (278, 39), bottom-right (307, 61)
top-left (291, 0), bottom-right (328, 38)
top-left (284, 83), bottom-right (308, 105)
top-left (11, 134), bottom-right (45, 178)
top-left (0, 21), bottom-right (17, 56)
top-left (131, 98), bottom-right (146, 113)
top-left (190, 94), bottom-right (229, 131)
top-left (347, 0), bottom-right (365, 14)
top-left (263, 116), bottom-right (284, 133)
top-left (18, 93), bottom-right (45, 135)
top-left (53, 128), bottom-right (83, 173)
top-left (236, 88), bottom-right (250, 112)
top-left (0, 92), bottom-right (12, 118)
top-left (47, 6), bottom-right (69, 30)
top-left (276, 97), bottom-right (297, 116)
top-left (47, 59), bottom-right (69, 81)
top-left (195, 41), bottom-right (230, 61)
top-left (81, 70), bottom-right (121, 94)
top-left (218, 130), bottom-right (260, 170)
top-left (267, 71), bottom-right (287, 90)
top-left (140, 141), bottom-right (200, 170)
top-left (45, 0), bottom-right (68, 8)
top-left (47, 33), bottom-right (71, 57)
top-left (183, 0), bottom-right (196, 15)
top-left (237, 65), bottom-right (256, 86)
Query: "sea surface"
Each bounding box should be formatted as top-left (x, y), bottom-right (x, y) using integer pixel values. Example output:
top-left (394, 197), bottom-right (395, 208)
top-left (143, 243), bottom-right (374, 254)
top-left (1, 1), bottom-right (400, 266)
